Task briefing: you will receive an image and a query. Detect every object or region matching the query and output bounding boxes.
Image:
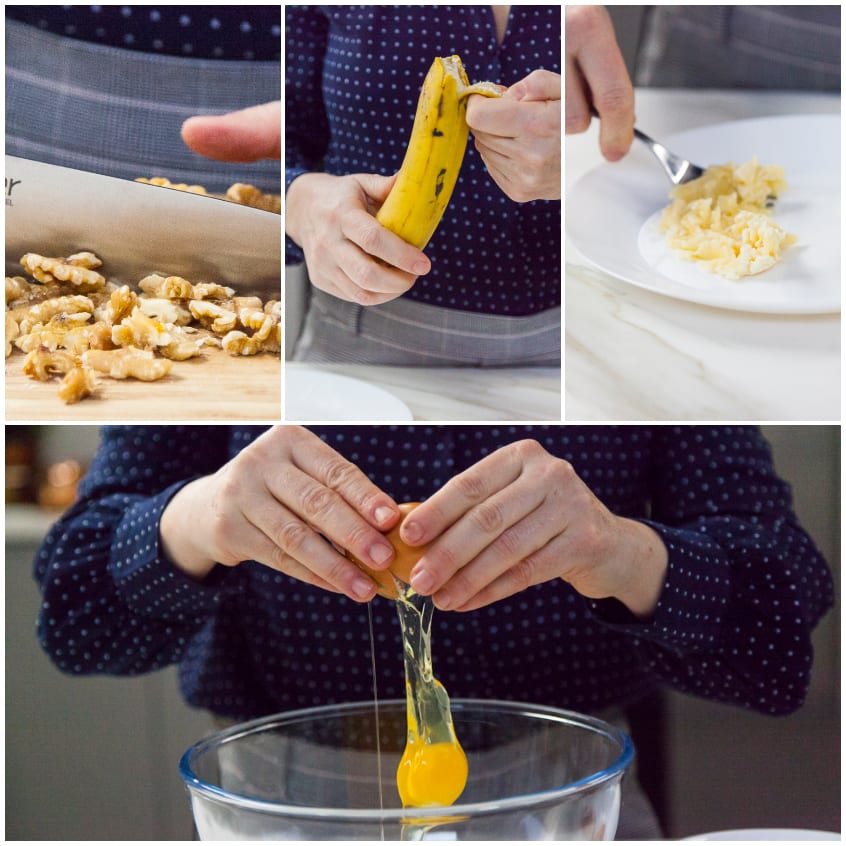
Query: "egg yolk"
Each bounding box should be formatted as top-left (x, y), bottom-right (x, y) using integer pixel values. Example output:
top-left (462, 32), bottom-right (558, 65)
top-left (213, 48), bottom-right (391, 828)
top-left (396, 702), bottom-right (468, 808)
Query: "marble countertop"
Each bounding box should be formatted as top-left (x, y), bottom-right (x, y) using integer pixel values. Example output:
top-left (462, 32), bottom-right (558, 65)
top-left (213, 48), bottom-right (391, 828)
top-left (565, 89), bottom-right (840, 421)
top-left (285, 363), bottom-right (561, 421)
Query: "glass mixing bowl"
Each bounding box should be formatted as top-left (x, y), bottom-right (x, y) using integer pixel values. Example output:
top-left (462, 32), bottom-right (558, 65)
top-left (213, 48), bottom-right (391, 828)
top-left (180, 699), bottom-right (634, 841)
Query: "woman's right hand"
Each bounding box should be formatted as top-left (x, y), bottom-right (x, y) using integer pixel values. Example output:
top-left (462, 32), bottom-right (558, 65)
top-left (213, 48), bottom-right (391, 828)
top-left (159, 426), bottom-right (401, 602)
top-left (565, 5), bottom-right (635, 161)
top-left (285, 172), bottom-right (431, 305)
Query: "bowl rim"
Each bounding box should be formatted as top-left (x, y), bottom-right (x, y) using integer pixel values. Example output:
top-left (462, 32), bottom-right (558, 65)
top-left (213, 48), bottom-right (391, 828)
top-left (179, 698), bottom-right (635, 823)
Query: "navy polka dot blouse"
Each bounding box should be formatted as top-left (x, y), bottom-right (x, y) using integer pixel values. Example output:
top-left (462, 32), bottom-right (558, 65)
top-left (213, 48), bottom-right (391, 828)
top-left (4, 6), bottom-right (281, 60)
top-left (285, 6), bottom-right (561, 316)
top-left (33, 426), bottom-right (833, 723)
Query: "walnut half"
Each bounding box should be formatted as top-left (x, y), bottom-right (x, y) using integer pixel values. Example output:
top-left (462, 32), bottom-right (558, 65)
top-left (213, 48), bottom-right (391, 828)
top-left (83, 347), bottom-right (173, 381)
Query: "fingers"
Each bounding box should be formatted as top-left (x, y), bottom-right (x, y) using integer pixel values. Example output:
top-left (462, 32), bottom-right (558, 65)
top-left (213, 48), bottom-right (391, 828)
top-left (286, 171), bottom-right (431, 305)
top-left (565, 5), bottom-right (634, 161)
top-left (564, 54), bottom-right (592, 135)
top-left (502, 69), bottom-right (562, 103)
top-left (578, 48), bottom-right (634, 162)
top-left (403, 442), bottom-right (529, 546)
top-left (226, 509), bottom-right (342, 594)
top-left (416, 486), bottom-right (551, 609)
top-left (466, 70), bottom-right (560, 134)
top-left (265, 432), bottom-right (399, 569)
top-left (465, 74), bottom-right (561, 202)
top-left (403, 441), bottom-right (534, 596)
top-left (472, 128), bottom-right (560, 202)
top-left (213, 427), bottom-right (402, 602)
top-left (289, 438), bottom-right (400, 565)
top-left (436, 508), bottom-right (570, 612)
top-left (243, 495), bottom-right (382, 601)
top-left (181, 101), bottom-right (281, 162)
top-left (315, 237), bottom-right (421, 305)
top-left (401, 441), bottom-right (581, 611)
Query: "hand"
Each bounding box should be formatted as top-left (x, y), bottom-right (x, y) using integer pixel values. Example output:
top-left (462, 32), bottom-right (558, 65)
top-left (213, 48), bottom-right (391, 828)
top-left (285, 172), bottom-right (431, 306)
top-left (565, 6), bottom-right (635, 161)
top-left (465, 70), bottom-right (561, 202)
top-left (181, 101), bottom-right (281, 161)
top-left (399, 439), bottom-right (668, 616)
top-left (159, 426), bottom-right (401, 602)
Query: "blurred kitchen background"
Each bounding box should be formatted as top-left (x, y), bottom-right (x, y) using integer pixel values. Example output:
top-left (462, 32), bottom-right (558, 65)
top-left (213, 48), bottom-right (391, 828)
top-left (5, 425), bottom-right (840, 839)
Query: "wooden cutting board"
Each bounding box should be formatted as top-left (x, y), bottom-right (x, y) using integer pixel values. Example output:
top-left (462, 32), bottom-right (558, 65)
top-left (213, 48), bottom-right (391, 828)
top-left (5, 347), bottom-right (281, 421)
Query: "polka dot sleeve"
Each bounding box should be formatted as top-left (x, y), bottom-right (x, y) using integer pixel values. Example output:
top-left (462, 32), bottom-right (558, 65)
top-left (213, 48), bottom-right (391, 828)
top-left (109, 482), bottom-right (239, 624)
top-left (586, 426), bottom-right (833, 714)
top-left (32, 426), bottom-right (256, 675)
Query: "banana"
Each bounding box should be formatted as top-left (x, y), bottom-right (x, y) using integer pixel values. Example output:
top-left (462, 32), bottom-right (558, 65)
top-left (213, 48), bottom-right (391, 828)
top-left (376, 55), bottom-right (502, 250)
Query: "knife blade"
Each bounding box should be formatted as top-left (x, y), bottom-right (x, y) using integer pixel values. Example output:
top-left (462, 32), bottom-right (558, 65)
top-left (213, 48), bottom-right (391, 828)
top-left (5, 155), bottom-right (280, 297)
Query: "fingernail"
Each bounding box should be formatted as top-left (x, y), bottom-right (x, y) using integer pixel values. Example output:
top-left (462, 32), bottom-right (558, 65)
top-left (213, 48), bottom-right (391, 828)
top-left (402, 520), bottom-right (423, 544)
top-left (374, 505), bottom-right (395, 525)
top-left (352, 577), bottom-right (376, 601)
top-left (369, 542), bottom-right (393, 566)
top-left (412, 260), bottom-right (430, 276)
top-left (410, 567), bottom-right (434, 595)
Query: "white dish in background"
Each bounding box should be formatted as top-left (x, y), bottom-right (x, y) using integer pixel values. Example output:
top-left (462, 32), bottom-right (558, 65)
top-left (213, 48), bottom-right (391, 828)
top-left (566, 114), bottom-right (840, 314)
top-left (285, 369), bottom-right (413, 422)
top-left (684, 828), bottom-right (840, 841)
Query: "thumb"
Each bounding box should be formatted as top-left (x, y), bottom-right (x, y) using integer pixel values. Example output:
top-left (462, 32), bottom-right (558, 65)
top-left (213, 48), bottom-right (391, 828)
top-left (354, 171), bottom-right (399, 206)
top-left (181, 101), bottom-right (281, 162)
top-left (503, 69), bottom-right (561, 103)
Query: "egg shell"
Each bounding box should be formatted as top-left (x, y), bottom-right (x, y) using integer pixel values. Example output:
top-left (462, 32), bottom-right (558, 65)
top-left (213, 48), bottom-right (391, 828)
top-left (347, 502), bottom-right (430, 599)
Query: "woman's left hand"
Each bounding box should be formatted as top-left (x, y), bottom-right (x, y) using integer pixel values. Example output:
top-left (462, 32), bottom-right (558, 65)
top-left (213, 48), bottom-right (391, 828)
top-left (465, 70), bottom-right (561, 202)
top-left (399, 439), bottom-right (667, 616)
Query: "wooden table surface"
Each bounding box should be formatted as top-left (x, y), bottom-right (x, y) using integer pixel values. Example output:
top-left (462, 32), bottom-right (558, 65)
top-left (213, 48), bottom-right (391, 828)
top-left (5, 346), bottom-right (281, 422)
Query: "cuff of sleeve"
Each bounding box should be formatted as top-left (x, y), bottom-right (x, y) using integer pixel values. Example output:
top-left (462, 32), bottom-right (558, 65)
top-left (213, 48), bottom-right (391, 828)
top-left (286, 236), bottom-right (305, 265)
top-left (587, 520), bottom-right (733, 651)
top-left (285, 167), bottom-right (308, 264)
top-left (109, 480), bottom-right (241, 624)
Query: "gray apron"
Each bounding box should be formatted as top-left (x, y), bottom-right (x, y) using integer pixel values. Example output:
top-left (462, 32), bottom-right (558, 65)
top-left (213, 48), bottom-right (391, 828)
top-left (292, 287), bottom-right (561, 367)
top-left (634, 5), bottom-right (841, 90)
top-left (5, 19), bottom-right (280, 192)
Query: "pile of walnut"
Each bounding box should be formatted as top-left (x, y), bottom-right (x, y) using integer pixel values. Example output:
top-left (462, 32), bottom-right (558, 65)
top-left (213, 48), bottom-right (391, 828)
top-left (135, 177), bottom-right (281, 214)
top-left (5, 251), bottom-right (281, 404)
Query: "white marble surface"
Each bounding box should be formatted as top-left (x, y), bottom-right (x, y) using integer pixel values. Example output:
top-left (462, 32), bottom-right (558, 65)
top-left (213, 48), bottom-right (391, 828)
top-left (565, 90), bottom-right (840, 421)
top-left (285, 363), bottom-right (561, 421)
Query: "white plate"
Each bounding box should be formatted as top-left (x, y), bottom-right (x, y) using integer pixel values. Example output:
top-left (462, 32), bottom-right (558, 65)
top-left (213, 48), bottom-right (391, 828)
top-left (684, 828), bottom-right (840, 841)
top-left (566, 114), bottom-right (840, 314)
top-left (285, 369), bottom-right (414, 421)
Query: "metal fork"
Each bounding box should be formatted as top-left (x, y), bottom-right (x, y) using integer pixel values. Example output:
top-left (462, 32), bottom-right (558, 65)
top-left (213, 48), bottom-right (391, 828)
top-left (633, 126), bottom-right (705, 187)
top-left (631, 122), bottom-right (774, 206)
top-left (589, 108), bottom-right (774, 203)
top-left (588, 106), bottom-right (705, 186)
